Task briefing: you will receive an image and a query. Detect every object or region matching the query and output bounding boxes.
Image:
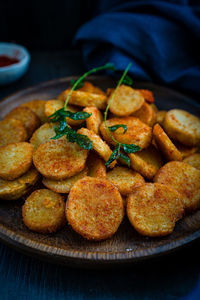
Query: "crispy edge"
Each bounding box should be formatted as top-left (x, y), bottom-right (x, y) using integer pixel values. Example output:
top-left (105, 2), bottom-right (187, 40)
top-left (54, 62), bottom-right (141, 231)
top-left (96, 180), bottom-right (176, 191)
top-left (0, 118), bottom-right (28, 146)
top-left (129, 145), bottom-right (163, 180)
top-left (100, 117), bottom-right (152, 150)
top-left (83, 106), bottom-right (103, 135)
top-left (127, 183), bottom-right (184, 237)
top-left (66, 176), bottom-right (124, 240)
top-left (33, 139), bottom-right (88, 180)
top-left (87, 152), bottom-right (107, 179)
top-left (0, 167), bottom-right (39, 200)
top-left (153, 123), bottom-right (182, 161)
top-left (108, 85), bottom-right (145, 116)
top-left (0, 142), bottom-right (33, 180)
top-left (22, 189), bottom-right (66, 233)
top-left (106, 166), bottom-right (145, 196)
top-left (42, 167), bottom-right (88, 193)
top-left (77, 128), bottom-right (116, 168)
top-left (5, 106), bottom-right (40, 138)
top-left (163, 109), bottom-right (200, 147)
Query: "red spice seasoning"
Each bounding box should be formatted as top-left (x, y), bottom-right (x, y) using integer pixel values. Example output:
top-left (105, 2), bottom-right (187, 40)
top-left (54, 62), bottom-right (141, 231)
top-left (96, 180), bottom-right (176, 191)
top-left (0, 55), bottom-right (19, 67)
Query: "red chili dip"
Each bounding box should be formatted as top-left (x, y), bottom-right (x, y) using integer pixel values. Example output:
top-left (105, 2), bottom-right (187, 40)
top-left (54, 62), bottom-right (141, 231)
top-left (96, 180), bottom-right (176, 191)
top-left (0, 55), bottom-right (19, 67)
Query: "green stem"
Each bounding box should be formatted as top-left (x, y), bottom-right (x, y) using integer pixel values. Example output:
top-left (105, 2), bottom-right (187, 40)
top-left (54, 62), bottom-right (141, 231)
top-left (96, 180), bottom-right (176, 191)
top-left (64, 63), bottom-right (115, 111)
top-left (104, 62), bottom-right (132, 145)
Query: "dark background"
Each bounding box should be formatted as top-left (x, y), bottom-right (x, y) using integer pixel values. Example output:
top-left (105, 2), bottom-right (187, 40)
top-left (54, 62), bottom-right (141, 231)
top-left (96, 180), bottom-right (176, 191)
top-left (0, 0), bottom-right (95, 50)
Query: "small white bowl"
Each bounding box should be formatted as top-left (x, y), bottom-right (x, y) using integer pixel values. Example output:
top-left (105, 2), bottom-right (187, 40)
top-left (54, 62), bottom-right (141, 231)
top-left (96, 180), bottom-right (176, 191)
top-left (0, 42), bottom-right (30, 85)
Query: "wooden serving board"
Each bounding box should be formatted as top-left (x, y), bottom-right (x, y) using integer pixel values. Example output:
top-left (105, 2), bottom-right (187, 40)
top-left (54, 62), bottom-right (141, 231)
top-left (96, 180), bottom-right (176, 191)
top-left (0, 76), bottom-right (200, 268)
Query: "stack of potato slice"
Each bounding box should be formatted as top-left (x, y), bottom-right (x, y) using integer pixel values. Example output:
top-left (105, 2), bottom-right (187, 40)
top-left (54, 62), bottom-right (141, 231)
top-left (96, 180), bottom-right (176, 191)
top-left (0, 81), bottom-right (199, 240)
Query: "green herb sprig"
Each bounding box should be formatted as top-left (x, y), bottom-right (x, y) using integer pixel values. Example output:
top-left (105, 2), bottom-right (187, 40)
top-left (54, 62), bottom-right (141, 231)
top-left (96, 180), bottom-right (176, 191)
top-left (49, 63), bottom-right (115, 150)
top-left (104, 62), bottom-right (141, 168)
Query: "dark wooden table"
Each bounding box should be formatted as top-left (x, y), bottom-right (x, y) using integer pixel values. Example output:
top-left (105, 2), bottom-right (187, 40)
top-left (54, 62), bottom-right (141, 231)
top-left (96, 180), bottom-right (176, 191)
top-left (0, 50), bottom-right (200, 300)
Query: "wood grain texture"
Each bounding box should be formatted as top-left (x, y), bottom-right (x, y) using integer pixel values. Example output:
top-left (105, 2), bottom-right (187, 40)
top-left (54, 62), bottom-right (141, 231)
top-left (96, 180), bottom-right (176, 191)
top-left (0, 76), bottom-right (200, 267)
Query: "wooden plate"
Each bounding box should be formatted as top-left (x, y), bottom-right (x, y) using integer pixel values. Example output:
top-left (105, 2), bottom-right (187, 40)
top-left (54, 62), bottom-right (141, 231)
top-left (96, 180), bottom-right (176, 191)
top-left (0, 76), bottom-right (200, 268)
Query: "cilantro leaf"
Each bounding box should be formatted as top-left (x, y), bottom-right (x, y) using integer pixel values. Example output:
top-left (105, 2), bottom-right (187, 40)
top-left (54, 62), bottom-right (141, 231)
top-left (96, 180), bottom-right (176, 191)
top-left (119, 153), bottom-right (130, 167)
top-left (122, 74), bottom-right (133, 86)
top-left (108, 124), bottom-right (127, 134)
top-left (105, 144), bottom-right (120, 168)
top-left (122, 144), bottom-right (141, 154)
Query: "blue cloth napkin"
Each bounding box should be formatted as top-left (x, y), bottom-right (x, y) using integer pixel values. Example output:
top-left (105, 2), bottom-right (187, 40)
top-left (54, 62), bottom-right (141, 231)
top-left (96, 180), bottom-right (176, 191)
top-left (75, 0), bottom-right (200, 96)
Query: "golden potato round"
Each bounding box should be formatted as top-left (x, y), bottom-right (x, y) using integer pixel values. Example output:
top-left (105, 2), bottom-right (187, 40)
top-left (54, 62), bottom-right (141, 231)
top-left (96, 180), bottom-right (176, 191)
top-left (108, 85), bottom-right (144, 117)
top-left (87, 152), bottom-right (107, 179)
top-left (154, 161), bottom-right (200, 211)
top-left (66, 177), bottom-right (124, 241)
top-left (106, 166), bottom-right (145, 196)
top-left (22, 189), bottom-right (66, 233)
top-left (156, 110), bottom-right (167, 126)
top-left (45, 100), bottom-right (84, 126)
top-left (173, 141), bottom-right (198, 159)
top-left (153, 123), bottom-right (182, 161)
top-left (129, 145), bottom-right (163, 180)
top-left (0, 168), bottom-right (39, 200)
top-left (163, 109), bottom-right (200, 146)
top-left (100, 117), bottom-right (152, 150)
top-left (21, 100), bottom-right (47, 123)
top-left (30, 123), bottom-right (56, 151)
top-left (42, 167), bottom-right (88, 193)
top-left (135, 89), bottom-right (155, 103)
top-left (0, 142), bottom-right (33, 180)
top-left (0, 118), bottom-right (28, 147)
top-left (83, 106), bottom-right (103, 135)
top-left (183, 154), bottom-right (200, 170)
top-left (77, 128), bottom-right (116, 168)
top-left (79, 81), bottom-right (106, 95)
top-left (133, 102), bottom-right (157, 126)
top-left (58, 89), bottom-right (107, 110)
top-left (33, 139), bottom-right (88, 180)
top-left (127, 183), bottom-right (184, 237)
top-left (5, 107), bottom-right (40, 138)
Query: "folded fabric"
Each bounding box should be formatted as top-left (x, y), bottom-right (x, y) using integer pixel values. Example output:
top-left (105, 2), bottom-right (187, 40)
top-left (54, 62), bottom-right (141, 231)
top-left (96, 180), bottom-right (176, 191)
top-left (75, 0), bottom-right (200, 97)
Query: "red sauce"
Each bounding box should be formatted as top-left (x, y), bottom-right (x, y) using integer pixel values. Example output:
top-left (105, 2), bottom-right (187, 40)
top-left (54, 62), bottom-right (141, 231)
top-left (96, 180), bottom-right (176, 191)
top-left (0, 55), bottom-right (19, 67)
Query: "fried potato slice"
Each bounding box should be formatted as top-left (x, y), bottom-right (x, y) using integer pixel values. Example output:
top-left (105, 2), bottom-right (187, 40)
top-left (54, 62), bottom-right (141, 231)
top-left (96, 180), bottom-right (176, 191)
top-left (173, 141), bottom-right (198, 159)
top-left (154, 161), bottom-right (200, 211)
top-left (153, 124), bottom-right (182, 161)
top-left (5, 107), bottom-right (40, 138)
top-left (129, 145), bottom-right (163, 180)
top-left (132, 102), bottom-right (157, 126)
top-left (0, 143), bottom-right (33, 180)
top-left (0, 118), bottom-right (28, 147)
top-left (33, 139), bottom-right (88, 180)
top-left (83, 106), bottom-right (103, 135)
top-left (79, 81), bottom-right (106, 95)
top-left (135, 89), bottom-right (154, 103)
top-left (0, 167), bottom-right (39, 200)
top-left (58, 89), bottom-right (107, 110)
top-left (77, 128), bottom-right (116, 168)
top-left (108, 85), bottom-right (144, 117)
top-left (87, 152), bottom-right (106, 179)
top-left (127, 183), bottom-right (184, 237)
top-left (156, 110), bottom-right (167, 126)
top-left (183, 154), bottom-right (200, 170)
top-left (106, 166), bottom-right (145, 196)
top-left (21, 100), bottom-right (47, 123)
top-left (22, 189), bottom-right (66, 233)
top-left (100, 117), bottom-right (152, 150)
top-left (66, 177), bottom-right (124, 241)
top-left (30, 123), bottom-right (56, 151)
top-left (42, 167), bottom-right (88, 193)
top-left (44, 99), bottom-right (84, 126)
top-left (163, 109), bottom-right (200, 146)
